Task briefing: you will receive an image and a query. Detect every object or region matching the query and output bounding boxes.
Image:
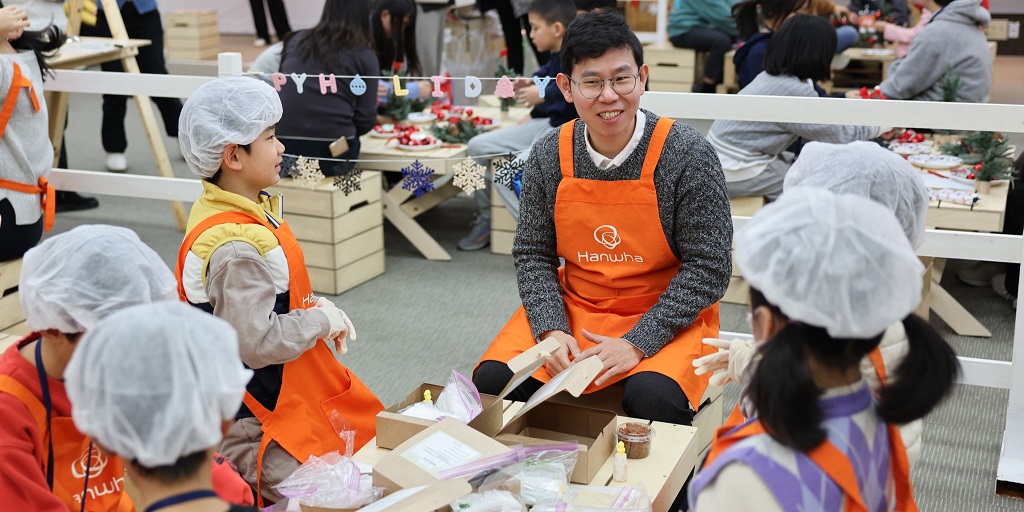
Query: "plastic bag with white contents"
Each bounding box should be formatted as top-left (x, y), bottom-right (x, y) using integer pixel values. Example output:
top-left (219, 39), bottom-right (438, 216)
top-left (479, 444), bottom-right (578, 506)
top-left (530, 484), bottom-right (652, 512)
top-left (435, 370), bottom-right (484, 423)
top-left (450, 489), bottom-right (526, 512)
top-left (273, 451), bottom-right (382, 508)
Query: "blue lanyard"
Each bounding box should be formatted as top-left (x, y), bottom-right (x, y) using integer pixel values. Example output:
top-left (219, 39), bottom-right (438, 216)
top-left (145, 490), bottom-right (219, 512)
top-left (35, 339), bottom-right (92, 512)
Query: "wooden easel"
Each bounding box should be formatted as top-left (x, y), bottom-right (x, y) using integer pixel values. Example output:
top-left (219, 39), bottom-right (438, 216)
top-left (56, 0), bottom-right (188, 231)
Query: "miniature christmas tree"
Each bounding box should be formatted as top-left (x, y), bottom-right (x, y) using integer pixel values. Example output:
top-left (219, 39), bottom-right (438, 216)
top-left (939, 66), bottom-right (963, 103)
top-left (941, 132), bottom-right (1015, 182)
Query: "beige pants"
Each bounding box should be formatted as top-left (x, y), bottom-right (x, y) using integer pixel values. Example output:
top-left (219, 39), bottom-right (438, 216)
top-left (221, 417), bottom-right (301, 504)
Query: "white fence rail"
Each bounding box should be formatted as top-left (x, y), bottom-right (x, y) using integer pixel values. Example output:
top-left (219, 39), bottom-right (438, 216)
top-left (46, 57), bottom-right (1024, 487)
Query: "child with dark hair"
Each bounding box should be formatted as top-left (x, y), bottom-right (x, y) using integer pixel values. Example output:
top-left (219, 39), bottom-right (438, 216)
top-left (573, 0), bottom-right (617, 12)
top-left (731, 0), bottom-right (808, 89)
top-left (457, 0), bottom-right (580, 251)
top-left (708, 14), bottom-right (885, 199)
top-left (668, 0), bottom-right (741, 93)
top-left (877, 0), bottom-right (991, 102)
top-left (0, 5), bottom-right (60, 262)
top-left (689, 188), bottom-right (958, 511)
top-left (373, 0), bottom-right (420, 76)
top-left (473, 9), bottom-right (732, 427)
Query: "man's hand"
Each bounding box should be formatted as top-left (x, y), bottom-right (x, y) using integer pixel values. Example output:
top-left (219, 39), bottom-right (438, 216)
top-left (574, 329), bottom-right (643, 386)
top-left (541, 330), bottom-right (580, 377)
top-left (0, 6), bottom-right (30, 42)
top-left (517, 85), bottom-right (543, 107)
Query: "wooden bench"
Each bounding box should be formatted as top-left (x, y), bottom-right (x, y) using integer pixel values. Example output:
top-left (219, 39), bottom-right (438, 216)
top-left (267, 172), bottom-right (386, 295)
top-left (0, 259), bottom-right (27, 335)
top-left (645, 43), bottom-right (707, 93)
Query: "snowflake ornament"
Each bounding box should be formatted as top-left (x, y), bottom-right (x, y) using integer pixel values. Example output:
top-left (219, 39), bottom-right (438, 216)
top-left (452, 156), bottom-right (486, 195)
top-left (293, 156), bottom-right (325, 189)
top-left (401, 160), bottom-right (436, 198)
top-left (493, 152), bottom-right (526, 196)
top-left (280, 154), bottom-right (299, 178)
top-left (333, 168), bottom-right (363, 196)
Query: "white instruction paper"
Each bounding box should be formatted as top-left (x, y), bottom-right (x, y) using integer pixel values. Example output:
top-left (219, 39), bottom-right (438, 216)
top-left (400, 431), bottom-right (483, 477)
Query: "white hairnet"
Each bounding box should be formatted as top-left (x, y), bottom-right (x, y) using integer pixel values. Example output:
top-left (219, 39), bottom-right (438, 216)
top-left (65, 302), bottom-right (253, 467)
top-left (19, 225), bottom-right (177, 333)
top-left (737, 188), bottom-right (924, 338)
top-left (178, 76), bottom-right (282, 178)
top-left (784, 141), bottom-right (929, 249)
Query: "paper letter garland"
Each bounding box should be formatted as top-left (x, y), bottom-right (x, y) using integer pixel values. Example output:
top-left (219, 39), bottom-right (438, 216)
top-left (452, 156), bottom-right (487, 195)
top-left (271, 72), bottom-right (287, 92)
top-left (350, 75), bottom-right (367, 96)
top-left (532, 75), bottom-right (551, 98)
top-left (494, 75), bottom-right (515, 99)
top-left (319, 73), bottom-right (337, 95)
top-left (392, 75), bottom-right (409, 97)
top-left (290, 73), bottom-right (308, 94)
top-left (465, 76), bottom-right (482, 98)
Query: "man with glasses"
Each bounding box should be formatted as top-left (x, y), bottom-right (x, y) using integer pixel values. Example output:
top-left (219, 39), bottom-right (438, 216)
top-left (473, 9), bottom-right (732, 426)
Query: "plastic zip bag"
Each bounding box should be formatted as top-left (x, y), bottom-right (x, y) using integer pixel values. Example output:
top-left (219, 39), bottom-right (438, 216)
top-left (398, 370), bottom-right (484, 424)
top-left (450, 489), bottom-right (526, 512)
top-left (531, 483), bottom-right (652, 512)
top-left (273, 451), bottom-right (382, 508)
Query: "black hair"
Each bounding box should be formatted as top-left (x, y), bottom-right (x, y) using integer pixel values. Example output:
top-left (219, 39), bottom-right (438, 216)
top-left (573, 0), bottom-right (618, 11)
top-left (933, 0), bottom-right (954, 5)
top-left (129, 450), bottom-right (208, 484)
top-left (747, 288), bottom-right (959, 451)
top-left (732, 0), bottom-right (808, 40)
top-left (8, 25), bottom-right (64, 79)
top-left (560, 9), bottom-right (643, 78)
top-left (763, 14), bottom-right (836, 83)
top-left (372, 0), bottom-right (420, 75)
top-left (527, 0), bottom-right (577, 28)
top-left (281, 0), bottom-right (373, 70)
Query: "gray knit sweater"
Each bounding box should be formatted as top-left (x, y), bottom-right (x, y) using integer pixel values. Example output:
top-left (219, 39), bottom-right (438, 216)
top-left (512, 110), bottom-right (732, 356)
top-left (879, 0), bottom-right (991, 102)
top-left (0, 51), bottom-right (51, 225)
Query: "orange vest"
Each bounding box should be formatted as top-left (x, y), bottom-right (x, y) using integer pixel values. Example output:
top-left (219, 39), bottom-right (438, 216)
top-left (0, 337), bottom-right (133, 512)
top-left (175, 211), bottom-right (384, 507)
top-left (479, 118), bottom-right (720, 410)
top-left (0, 61), bottom-right (53, 231)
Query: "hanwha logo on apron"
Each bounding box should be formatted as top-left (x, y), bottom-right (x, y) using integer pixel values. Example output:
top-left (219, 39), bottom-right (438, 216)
top-left (594, 225), bottom-right (621, 250)
top-left (70, 445), bottom-right (108, 479)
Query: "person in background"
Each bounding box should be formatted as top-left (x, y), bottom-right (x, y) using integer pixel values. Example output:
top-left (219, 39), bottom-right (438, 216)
top-left (731, 0), bottom-right (807, 90)
top-left (474, 10), bottom-right (731, 429)
top-left (0, 225), bottom-right (253, 511)
top-left (414, 0), bottom-right (452, 77)
top-left (66, 302), bottom-right (257, 512)
top-left (80, 0), bottom-right (183, 173)
top-left (457, 0), bottom-right (578, 251)
top-left (708, 15), bottom-right (886, 199)
top-left (573, 0), bottom-right (617, 11)
top-left (177, 77), bottom-right (383, 506)
top-left (274, 0), bottom-right (378, 164)
top-left (689, 188), bottom-right (958, 511)
top-left (849, 0), bottom-right (910, 25)
top-left (668, 0), bottom-right (741, 93)
top-left (249, 0), bottom-right (291, 47)
top-left (876, 0), bottom-right (991, 102)
top-left (873, 1), bottom-right (932, 58)
top-left (477, 0), bottom-right (548, 74)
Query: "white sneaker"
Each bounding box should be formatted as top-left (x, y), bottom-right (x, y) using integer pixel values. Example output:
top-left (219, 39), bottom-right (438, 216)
top-left (106, 153), bottom-right (127, 173)
top-left (253, 38), bottom-right (267, 48)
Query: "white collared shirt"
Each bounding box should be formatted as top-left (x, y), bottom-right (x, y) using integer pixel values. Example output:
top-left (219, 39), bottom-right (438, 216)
top-left (584, 110), bottom-right (647, 170)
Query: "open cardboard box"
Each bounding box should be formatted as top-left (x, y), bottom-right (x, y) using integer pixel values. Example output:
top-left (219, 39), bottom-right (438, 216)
top-left (372, 417), bottom-right (512, 495)
top-left (495, 356), bottom-right (616, 484)
top-left (374, 338), bottom-right (561, 450)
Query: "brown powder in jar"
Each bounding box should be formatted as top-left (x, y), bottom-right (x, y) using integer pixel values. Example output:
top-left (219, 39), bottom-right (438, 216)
top-left (617, 423), bottom-right (653, 459)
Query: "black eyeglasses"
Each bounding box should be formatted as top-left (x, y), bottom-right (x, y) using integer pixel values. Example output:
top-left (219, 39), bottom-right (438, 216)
top-left (567, 72), bottom-right (640, 99)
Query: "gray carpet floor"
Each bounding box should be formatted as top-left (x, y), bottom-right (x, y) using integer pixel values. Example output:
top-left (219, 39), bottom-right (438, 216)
top-left (50, 93), bottom-right (1024, 511)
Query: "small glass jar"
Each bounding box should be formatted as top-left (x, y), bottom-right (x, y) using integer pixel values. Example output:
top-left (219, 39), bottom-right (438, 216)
top-left (617, 423), bottom-right (655, 459)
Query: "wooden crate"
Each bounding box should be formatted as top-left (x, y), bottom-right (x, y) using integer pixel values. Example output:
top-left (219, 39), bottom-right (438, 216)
top-left (489, 171), bottom-right (516, 255)
top-left (644, 43), bottom-right (705, 93)
top-left (165, 10), bottom-right (219, 60)
top-left (308, 251), bottom-right (386, 295)
top-left (301, 226), bottom-right (384, 269)
top-left (269, 172), bottom-right (382, 218)
top-left (0, 259), bottom-right (24, 332)
top-left (286, 202), bottom-right (383, 244)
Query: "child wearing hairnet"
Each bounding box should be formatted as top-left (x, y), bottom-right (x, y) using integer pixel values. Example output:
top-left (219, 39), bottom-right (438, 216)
top-left (65, 302), bottom-right (257, 512)
top-left (0, 225), bottom-right (252, 511)
top-left (176, 77), bottom-right (384, 505)
top-left (694, 141), bottom-right (932, 470)
top-left (689, 188), bottom-right (958, 511)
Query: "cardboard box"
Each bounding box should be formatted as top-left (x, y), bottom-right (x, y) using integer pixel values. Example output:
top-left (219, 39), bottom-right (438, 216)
top-left (495, 356), bottom-right (616, 484)
top-left (296, 478), bottom-right (471, 512)
top-left (372, 418), bottom-right (512, 494)
top-left (375, 339), bottom-right (561, 450)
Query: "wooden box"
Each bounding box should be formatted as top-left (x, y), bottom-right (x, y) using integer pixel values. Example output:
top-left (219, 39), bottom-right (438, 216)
top-left (165, 10), bottom-right (220, 60)
top-left (644, 43), bottom-right (705, 93)
top-left (489, 158), bottom-right (517, 255)
top-left (0, 259), bottom-right (25, 333)
top-left (269, 172), bottom-right (386, 295)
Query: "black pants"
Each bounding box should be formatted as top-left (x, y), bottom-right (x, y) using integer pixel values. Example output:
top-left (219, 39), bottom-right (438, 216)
top-left (474, 360), bottom-right (695, 425)
top-left (0, 198), bottom-right (43, 263)
top-left (669, 26), bottom-right (734, 84)
top-left (80, 4), bottom-right (183, 153)
top-left (249, 0), bottom-right (292, 41)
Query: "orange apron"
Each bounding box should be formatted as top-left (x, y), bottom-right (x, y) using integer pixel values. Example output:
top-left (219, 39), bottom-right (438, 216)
top-left (175, 211), bottom-right (384, 507)
top-left (702, 415), bottom-right (917, 512)
top-left (479, 118), bottom-right (720, 411)
top-left (0, 61), bottom-right (53, 231)
top-left (0, 336), bottom-right (133, 512)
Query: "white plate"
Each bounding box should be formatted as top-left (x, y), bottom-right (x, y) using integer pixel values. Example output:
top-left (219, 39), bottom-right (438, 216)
top-left (907, 154), bottom-right (963, 169)
top-left (949, 176), bottom-right (1010, 187)
top-left (371, 124), bottom-right (401, 138)
top-left (889, 142), bottom-right (932, 156)
top-left (407, 111), bottom-right (438, 123)
top-left (398, 139), bottom-right (442, 151)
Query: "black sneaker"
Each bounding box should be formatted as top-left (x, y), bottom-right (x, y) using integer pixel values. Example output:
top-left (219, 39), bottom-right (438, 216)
top-left (55, 191), bottom-right (99, 212)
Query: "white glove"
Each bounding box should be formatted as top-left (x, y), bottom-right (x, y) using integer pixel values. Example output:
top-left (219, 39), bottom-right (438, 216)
top-left (693, 337), bottom-right (756, 387)
top-left (315, 297), bottom-right (357, 354)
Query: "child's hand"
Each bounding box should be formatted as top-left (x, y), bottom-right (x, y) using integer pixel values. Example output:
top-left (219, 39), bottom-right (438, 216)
top-left (0, 6), bottom-right (30, 42)
top-left (517, 85), bottom-right (543, 107)
top-left (512, 77), bottom-right (533, 92)
top-left (316, 297), bottom-right (357, 354)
